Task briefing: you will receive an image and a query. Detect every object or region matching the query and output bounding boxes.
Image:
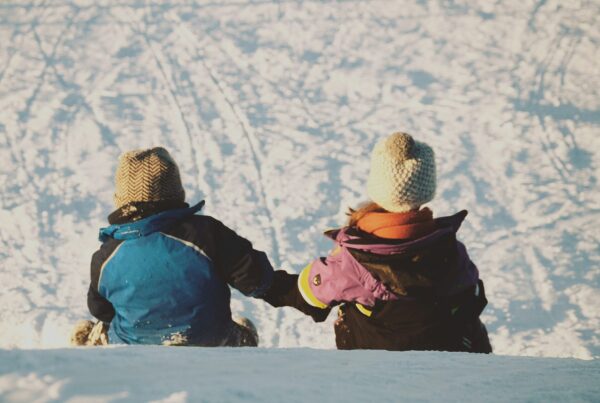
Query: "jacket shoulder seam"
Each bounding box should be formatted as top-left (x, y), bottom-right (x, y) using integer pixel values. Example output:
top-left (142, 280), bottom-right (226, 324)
top-left (160, 232), bottom-right (212, 261)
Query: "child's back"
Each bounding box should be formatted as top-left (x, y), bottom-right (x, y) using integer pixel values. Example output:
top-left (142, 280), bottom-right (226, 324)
top-left (86, 147), bottom-right (276, 346)
top-left (297, 133), bottom-right (492, 352)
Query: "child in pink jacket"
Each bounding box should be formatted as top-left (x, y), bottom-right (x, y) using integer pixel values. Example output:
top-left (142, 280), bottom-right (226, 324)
top-left (296, 132), bottom-right (492, 352)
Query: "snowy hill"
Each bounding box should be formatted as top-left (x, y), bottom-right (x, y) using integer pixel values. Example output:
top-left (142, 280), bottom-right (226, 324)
top-left (1, 347), bottom-right (599, 403)
top-left (0, 0), bottom-right (599, 401)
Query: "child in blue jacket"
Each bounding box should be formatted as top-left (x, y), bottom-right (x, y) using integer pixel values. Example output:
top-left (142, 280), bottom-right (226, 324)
top-left (73, 147), bottom-right (322, 347)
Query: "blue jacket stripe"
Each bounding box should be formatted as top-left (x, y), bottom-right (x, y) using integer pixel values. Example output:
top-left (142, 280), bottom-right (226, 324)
top-left (97, 242), bottom-right (125, 291)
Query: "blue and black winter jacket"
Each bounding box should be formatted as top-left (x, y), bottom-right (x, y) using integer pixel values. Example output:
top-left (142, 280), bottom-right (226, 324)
top-left (87, 201), bottom-right (275, 346)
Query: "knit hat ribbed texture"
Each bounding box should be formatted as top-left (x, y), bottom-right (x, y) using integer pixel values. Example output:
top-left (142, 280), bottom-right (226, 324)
top-left (114, 147), bottom-right (185, 209)
top-left (367, 132), bottom-right (436, 213)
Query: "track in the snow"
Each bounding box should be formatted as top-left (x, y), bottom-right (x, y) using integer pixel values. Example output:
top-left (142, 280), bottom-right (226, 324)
top-left (0, 0), bottom-right (598, 356)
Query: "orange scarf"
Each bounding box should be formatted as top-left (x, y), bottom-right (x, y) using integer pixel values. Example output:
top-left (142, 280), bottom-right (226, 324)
top-left (357, 208), bottom-right (436, 240)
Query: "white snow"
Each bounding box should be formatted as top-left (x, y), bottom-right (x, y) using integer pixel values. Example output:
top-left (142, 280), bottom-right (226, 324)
top-left (0, 0), bottom-right (599, 401)
top-left (1, 347), bottom-right (599, 403)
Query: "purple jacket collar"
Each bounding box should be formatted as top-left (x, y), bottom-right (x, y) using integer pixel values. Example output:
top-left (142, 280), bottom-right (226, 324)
top-left (298, 211), bottom-right (479, 308)
top-left (327, 210), bottom-right (469, 255)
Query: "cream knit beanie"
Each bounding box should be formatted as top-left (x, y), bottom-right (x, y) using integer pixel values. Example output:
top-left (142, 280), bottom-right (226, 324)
top-left (114, 147), bottom-right (185, 209)
top-left (367, 132), bottom-right (436, 213)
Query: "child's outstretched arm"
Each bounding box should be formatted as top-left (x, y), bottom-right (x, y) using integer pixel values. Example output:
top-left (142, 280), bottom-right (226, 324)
top-left (191, 216), bottom-right (275, 298)
top-left (196, 217), bottom-right (330, 321)
top-left (261, 270), bottom-right (331, 322)
top-left (297, 248), bottom-right (398, 309)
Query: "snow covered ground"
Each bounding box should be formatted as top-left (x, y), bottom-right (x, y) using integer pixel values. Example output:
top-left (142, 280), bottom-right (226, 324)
top-left (1, 347), bottom-right (599, 403)
top-left (0, 0), bottom-right (599, 401)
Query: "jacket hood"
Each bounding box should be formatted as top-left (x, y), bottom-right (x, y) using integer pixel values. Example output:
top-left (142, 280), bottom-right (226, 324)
top-left (327, 210), bottom-right (468, 255)
top-left (99, 201), bottom-right (205, 242)
top-left (325, 210), bottom-right (477, 297)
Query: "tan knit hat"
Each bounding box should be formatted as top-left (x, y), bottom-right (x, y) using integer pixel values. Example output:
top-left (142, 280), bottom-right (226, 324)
top-left (367, 132), bottom-right (436, 213)
top-left (114, 147), bottom-right (185, 209)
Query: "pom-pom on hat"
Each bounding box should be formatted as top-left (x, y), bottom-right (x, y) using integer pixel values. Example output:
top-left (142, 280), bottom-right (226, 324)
top-left (113, 147), bottom-right (185, 209)
top-left (367, 132), bottom-right (436, 213)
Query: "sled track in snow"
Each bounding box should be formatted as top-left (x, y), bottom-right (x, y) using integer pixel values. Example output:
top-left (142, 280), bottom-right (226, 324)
top-left (176, 21), bottom-right (283, 267)
top-left (200, 59), bottom-right (284, 266)
top-left (0, 0), bottom-right (598, 355)
top-left (171, 18), bottom-right (286, 346)
top-left (121, 9), bottom-right (205, 194)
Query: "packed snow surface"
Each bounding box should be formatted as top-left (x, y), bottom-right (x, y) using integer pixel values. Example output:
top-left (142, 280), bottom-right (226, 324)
top-left (1, 347), bottom-right (599, 403)
top-left (0, 0), bottom-right (599, 400)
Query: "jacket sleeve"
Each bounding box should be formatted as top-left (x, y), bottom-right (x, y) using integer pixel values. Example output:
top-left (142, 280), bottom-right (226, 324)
top-left (206, 217), bottom-right (274, 298)
top-left (261, 270), bottom-right (331, 322)
top-left (297, 247), bottom-right (398, 309)
top-left (87, 244), bottom-right (116, 323)
top-left (87, 285), bottom-right (115, 323)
